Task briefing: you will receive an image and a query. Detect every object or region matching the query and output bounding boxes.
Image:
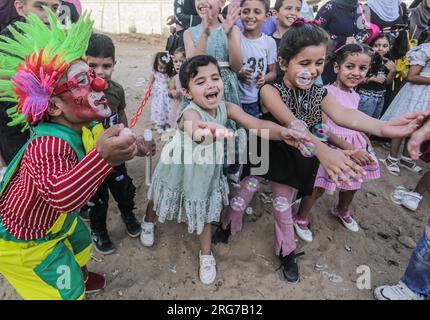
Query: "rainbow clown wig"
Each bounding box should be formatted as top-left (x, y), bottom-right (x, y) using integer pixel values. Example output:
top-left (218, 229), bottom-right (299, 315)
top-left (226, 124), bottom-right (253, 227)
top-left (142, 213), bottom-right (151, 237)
top-left (0, 9), bottom-right (93, 130)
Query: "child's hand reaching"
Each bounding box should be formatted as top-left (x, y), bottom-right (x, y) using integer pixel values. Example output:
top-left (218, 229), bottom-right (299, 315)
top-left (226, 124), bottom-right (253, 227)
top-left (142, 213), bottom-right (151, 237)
top-left (280, 127), bottom-right (310, 148)
top-left (219, 0), bottom-right (240, 36)
top-left (408, 116), bottom-right (430, 160)
top-left (381, 111), bottom-right (429, 138)
top-left (317, 147), bottom-right (366, 187)
top-left (350, 149), bottom-right (374, 166)
top-left (194, 121), bottom-right (233, 142)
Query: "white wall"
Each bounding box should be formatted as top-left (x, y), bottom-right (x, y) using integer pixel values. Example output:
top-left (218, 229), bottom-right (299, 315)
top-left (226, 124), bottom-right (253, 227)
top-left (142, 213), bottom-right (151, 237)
top-left (81, 0), bottom-right (173, 34)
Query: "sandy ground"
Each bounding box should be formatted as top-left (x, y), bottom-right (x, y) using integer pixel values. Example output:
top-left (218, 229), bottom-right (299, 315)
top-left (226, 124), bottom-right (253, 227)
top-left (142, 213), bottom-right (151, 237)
top-left (1, 35), bottom-right (429, 300)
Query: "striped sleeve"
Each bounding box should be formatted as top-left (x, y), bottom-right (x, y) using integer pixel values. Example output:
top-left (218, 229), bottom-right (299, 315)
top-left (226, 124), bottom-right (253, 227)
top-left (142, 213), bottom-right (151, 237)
top-left (25, 136), bottom-right (112, 212)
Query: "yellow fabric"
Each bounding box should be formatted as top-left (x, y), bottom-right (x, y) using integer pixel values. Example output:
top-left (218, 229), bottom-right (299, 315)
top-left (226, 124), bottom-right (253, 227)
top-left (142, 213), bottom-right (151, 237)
top-left (0, 215), bottom-right (90, 300)
top-left (392, 32), bottom-right (417, 91)
top-left (82, 123), bottom-right (104, 154)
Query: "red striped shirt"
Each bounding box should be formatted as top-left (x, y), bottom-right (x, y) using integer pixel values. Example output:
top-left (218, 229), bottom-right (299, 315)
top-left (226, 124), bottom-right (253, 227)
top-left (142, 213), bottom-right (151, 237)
top-left (0, 136), bottom-right (112, 240)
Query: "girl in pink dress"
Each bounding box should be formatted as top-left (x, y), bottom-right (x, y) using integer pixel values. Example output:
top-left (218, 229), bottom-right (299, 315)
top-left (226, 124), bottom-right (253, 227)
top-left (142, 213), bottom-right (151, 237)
top-left (294, 44), bottom-right (381, 240)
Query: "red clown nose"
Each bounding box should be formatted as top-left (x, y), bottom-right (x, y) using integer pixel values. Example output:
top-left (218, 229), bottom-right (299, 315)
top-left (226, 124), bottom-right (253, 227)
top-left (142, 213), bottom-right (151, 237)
top-left (91, 77), bottom-right (106, 92)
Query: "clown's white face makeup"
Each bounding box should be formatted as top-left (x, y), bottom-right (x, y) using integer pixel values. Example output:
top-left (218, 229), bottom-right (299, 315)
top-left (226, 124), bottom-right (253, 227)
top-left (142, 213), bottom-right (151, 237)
top-left (55, 61), bottom-right (111, 123)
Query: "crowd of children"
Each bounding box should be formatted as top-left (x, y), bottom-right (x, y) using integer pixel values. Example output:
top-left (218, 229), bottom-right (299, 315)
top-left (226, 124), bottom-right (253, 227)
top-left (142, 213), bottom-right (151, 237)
top-left (1, 0), bottom-right (430, 301)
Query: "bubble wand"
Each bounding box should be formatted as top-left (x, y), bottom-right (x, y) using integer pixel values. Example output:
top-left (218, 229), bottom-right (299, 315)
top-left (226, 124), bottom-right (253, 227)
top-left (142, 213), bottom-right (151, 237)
top-left (120, 82), bottom-right (153, 136)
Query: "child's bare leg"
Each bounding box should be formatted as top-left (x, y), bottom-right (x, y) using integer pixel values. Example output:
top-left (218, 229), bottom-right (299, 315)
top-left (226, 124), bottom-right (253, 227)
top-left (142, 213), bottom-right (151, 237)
top-left (144, 200), bottom-right (156, 223)
top-left (337, 190), bottom-right (357, 223)
top-left (390, 138), bottom-right (403, 158)
top-left (199, 223), bottom-right (212, 255)
top-left (414, 170), bottom-right (430, 195)
top-left (296, 187), bottom-right (325, 229)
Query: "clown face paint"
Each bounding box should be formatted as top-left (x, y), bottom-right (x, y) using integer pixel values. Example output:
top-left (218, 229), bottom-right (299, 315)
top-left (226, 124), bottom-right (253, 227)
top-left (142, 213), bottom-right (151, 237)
top-left (57, 61), bottom-right (111, 122)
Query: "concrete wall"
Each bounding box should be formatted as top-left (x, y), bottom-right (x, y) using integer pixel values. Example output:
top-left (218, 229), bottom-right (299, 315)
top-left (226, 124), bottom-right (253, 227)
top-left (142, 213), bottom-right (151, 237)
top-left (81, 0), bottom-right (173, 35)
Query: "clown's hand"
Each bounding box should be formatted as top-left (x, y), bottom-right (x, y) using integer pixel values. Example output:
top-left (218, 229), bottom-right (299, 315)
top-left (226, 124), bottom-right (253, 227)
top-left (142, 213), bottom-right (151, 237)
top-left (408, 116), bottom-right (430, 160)
top-left (97, 124), bottom-right (137, 167)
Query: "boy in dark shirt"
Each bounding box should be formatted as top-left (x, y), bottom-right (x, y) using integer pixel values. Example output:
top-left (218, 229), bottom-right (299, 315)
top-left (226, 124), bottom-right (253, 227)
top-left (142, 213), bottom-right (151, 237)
top-left (83, 33), bottom-right (142, 254)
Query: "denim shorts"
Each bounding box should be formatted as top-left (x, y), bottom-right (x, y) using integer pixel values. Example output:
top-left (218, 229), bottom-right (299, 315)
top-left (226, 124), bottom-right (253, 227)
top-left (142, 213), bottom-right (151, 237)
top-left (242, 101), bottom-right (261, 118)
top-left (358, 90), bottom-right (385, 119)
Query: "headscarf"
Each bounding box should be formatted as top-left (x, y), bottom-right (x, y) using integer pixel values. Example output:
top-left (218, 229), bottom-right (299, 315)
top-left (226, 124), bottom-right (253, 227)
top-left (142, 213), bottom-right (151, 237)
top-left (331, 0), bottom-right (357, 11)
top-left (410, 0), bottom-right (430, 39)
top-left (367, 0), bottom-right (402, 22)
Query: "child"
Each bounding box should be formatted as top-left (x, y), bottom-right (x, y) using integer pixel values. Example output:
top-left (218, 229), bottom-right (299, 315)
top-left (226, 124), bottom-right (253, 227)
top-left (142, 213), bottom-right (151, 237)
top-left (0, 12), bottom-right (139, 299)
top-left (214, 20), bottom-right (425, 284)
top-left (168, 48), bottom-right (186, 129)
top-left (272, 0), bottom-right (302, 48)
top-left (357, 33), bottom-right (396, 119)
top-left (183, 0), bottom-right (242, 106)
top-left (238, 0), bottom-right (277, 117)
top-left (380, 29), bottom-right (430, 176)
top-left (140, 55), bottom-right (308, 285)
top-left (149, 51), bottom-right (175, 133)
top-left (294, 44), bottom-right (381, 242)
top-left (83, 33), bottom-right (144, 254)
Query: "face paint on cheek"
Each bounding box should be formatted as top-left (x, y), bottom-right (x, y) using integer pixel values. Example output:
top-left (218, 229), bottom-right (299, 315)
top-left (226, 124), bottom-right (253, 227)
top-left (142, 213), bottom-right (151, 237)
top-left (74, 96), bottom-right (84, 106)
top-left (88, 91), bottom-right (111, 118)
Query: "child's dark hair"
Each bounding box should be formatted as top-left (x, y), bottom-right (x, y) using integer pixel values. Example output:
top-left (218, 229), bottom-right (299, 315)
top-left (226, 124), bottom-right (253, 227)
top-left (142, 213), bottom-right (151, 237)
top-left (153, 51), bottom-right (175, 77)
top-left (274, 0), bottom-right (302, 11)
top-left (328, 43), bottom-right (382, 76)
top-left (418, 26), bottom-right (430, 45)
top-left (278, 21), bottom-right (330, 64)
top-left (86, 33), bottom-right (115, 61)
top-left (241, 0), bottom-right (270, 12)
top-left (174, 47), bottom-right (186, 57)
top-left (179, 55), bottom-right (221, 89)
top-left (369, 32), bottom-right (392, 48)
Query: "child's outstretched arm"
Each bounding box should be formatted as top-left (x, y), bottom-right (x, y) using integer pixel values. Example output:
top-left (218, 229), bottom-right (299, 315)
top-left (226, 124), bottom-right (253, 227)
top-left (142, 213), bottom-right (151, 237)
top-left (407, 65), bottom-right (430, 85)
top-left (226, 102), bottom-right (308, 147)
top-left (259, 85), bottom-right (365, 186)
top-left (321, 92), bottom-right (427, 138)
top-left (179, 108), bottom-right (231, 144)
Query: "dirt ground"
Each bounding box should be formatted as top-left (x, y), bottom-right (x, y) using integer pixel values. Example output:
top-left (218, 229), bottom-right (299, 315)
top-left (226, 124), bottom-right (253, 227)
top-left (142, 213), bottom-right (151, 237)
top-left (1, 35), bottom-right (429, 300)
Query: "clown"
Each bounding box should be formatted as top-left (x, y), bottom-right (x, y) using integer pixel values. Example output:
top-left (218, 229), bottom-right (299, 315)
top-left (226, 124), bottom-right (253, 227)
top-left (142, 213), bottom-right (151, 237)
top-left (0, 11), bottom-right (144, 299)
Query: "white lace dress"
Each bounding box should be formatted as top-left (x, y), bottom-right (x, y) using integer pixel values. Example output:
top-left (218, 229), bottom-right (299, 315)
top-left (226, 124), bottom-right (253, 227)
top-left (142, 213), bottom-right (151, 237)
top-left (382, 43), bottom-right (430, 121)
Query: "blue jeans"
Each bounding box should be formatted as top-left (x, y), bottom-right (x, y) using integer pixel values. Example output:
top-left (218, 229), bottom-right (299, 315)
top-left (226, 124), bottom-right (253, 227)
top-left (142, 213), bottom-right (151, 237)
top-left (358, 91), bottom-right (385, 119)
top-left (242, 101), bottom-right (261, 118)
top-left (401, 216), bottom-right (430, 297)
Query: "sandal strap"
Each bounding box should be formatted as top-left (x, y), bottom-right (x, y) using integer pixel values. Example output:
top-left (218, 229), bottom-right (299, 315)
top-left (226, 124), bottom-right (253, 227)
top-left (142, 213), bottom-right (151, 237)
top-left (335, 207), bottom-right (352, 220)
top-left (293, 216), bottom-right (310, 226)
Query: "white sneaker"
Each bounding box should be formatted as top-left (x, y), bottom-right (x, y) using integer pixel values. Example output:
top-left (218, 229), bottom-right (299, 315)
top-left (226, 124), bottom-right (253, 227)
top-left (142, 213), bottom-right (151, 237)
top-left (199, 251), bottom-right (216, 285)
top-left (374, 281), bottom-right (424, 300)
top-left (140, 219), bottom-right (155, 247)
top-left (401, 191), bottom-right (423, 211)
top-left (293, 223), bottom-right (313, 242)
